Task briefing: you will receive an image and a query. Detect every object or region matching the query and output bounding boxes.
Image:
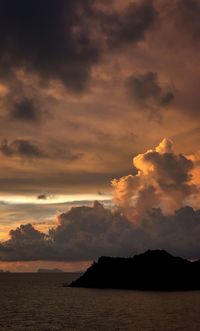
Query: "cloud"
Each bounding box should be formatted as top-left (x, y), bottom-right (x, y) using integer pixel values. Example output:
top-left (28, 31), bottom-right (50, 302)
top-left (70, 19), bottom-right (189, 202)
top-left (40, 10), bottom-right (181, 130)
top-left (0, 1), bottom-right (200, 264)
top-left (102, 0), bottom-right (157, 48)
top-left (2, 224), bottom-right (54, 261)
top-left (173, 0), bottom-right (200, 46)
top-left (0, 139), bottom-right (45, 159)
top-left (1, 202), bottom-right (200, 261)
top-left (126, 72), bottom-right (174, 112)
top-left (37, 193), bottom-right (55, 201)
top-left (0, 0), bottom-right (100, 92)
top-left (112, 138), bottom-right (197, 220)
top-left (0, 138), bottom-right (83, 162)
top-left (37, 194), bottom-right (48, 200)
top-left (139, 206), bottom-right (200, 259)
top-left (0, 202), bottom-right (136, 261)
top-left (10, 98), bottom-right (40, 122)
top-left (0, 244), bottom-right (13, 252)
top-left (0, 0), bottom-right (157, 93)
top-left (9, 223), bottom-right (45, 241)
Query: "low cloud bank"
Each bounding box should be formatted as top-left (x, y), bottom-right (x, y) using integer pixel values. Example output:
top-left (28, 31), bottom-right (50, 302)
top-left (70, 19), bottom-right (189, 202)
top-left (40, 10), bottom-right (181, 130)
top-left (1, 201), bottom-right (200, 262)
top-left (1, 139), bottom-right (200, 261)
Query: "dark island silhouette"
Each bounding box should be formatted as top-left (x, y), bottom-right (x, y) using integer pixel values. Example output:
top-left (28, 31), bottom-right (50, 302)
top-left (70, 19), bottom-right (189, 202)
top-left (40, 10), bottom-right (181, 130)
top-left (37, 268), bottom-right (65, 273)
top-left (69, 250), bottom-right (200, 291)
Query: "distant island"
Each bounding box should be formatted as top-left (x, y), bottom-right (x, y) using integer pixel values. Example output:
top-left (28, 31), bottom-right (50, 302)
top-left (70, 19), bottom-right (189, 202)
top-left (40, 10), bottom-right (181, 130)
top-left (0, 270), bottom-right (10, 273)
top-left (69, 250), bottom-right (200, 291)
top-left (37, 268), bottom-right (65, 273)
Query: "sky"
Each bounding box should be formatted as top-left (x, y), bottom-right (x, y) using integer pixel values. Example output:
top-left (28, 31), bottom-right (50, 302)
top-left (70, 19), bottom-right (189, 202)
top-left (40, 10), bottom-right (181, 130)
top-left (0, 0), bottom-right (200, 271)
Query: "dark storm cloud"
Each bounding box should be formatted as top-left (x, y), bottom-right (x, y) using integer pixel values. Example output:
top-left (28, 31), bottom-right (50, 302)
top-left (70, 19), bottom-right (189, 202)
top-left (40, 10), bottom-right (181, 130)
top-left (140, 206), bottom-right (200, 259)
top-left (0, 202), bottom-right (143, 261)
top-left (9, 224), bottom-right (45, 241)
top-left (0, 139), bottom-right (45, 158)
top-left (0, 0), bottom-right (99, 92)
top-left (37, 194), bottom-right (48, 200)
top-left (0, 244), bottom-right (13, 252)
top-left (3, 224), bottom-right (55, 261)
top-left (1, 202), bottom-right (200, 261)
top-left (102, 0), bottom-right (157, 47)
top-left (0, 0), bottom-right (157, 92)
top-left (174, 0), bottom-right (200, 45)
top-left (126, 72), bottom-right (174, 109)
top-left (10, 98), bottom-right (39, 122)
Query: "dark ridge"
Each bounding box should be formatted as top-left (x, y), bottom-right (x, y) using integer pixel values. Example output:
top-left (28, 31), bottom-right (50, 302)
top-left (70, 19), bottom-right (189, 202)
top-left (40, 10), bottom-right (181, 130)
top-left (37, 268), bottom-right (64, 273)
top-left (68, 250), bottom-right (200, 291)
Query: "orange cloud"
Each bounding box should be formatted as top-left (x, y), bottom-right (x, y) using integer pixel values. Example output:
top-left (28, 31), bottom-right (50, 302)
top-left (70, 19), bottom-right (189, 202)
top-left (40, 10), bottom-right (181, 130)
top-left (112, 138), bottom-right (198, 221)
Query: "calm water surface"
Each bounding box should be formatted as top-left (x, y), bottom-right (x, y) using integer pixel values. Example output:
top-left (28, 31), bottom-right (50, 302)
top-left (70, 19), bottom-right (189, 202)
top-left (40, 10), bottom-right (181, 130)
top-left (0, 273), bottom-right (200, 330)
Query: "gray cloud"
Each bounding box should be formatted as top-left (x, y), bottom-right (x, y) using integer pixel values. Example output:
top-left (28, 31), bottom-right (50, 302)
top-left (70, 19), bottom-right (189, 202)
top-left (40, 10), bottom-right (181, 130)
top-left (0, 139), bottom-right (45, 159)
top-left (1, 202), bottom-right (200, 261)
top-left (0, 169), bottom-right (128, 195)
top-left (0, 0), bottom-right (157, 93)
top-left (10, 98), bottom-right (40, 122)
top-left (0, 0), bottom-right (99, 92)
top-left (0, 138), bottom-right (83, 162)
top-left (37, 194), bottom-right (48, 200)
top-left (101, 0), bottom-right (157, 48)
top-left (3, 224), bottom-right (54, 261)
top-left (126, 71), bottom-right (174, 111)
top-left (0, 202), bottom-right (135, 261)
top-left (140, 206), bottom-right (200, 259)
top-left (173, 0), bottom-right (200, 46)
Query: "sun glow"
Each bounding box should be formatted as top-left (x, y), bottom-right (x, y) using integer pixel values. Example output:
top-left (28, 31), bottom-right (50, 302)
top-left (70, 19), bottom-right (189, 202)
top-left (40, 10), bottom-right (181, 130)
top-left (0, 194), bottom-right (111, 205)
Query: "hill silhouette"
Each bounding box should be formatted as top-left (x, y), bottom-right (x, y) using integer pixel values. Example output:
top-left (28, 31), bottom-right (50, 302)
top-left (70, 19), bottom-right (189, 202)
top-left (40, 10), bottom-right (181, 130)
top-left (37, 268), bottom-right (64, 273)
top-left (69, 250), bottom-right (200, 291)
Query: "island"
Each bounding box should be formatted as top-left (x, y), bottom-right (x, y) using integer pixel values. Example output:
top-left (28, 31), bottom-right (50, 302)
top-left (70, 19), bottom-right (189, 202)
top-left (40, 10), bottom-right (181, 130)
top-left (37, 268), bottom-right (65, 273)
top-left (69, 250), bottom-right (200, 291)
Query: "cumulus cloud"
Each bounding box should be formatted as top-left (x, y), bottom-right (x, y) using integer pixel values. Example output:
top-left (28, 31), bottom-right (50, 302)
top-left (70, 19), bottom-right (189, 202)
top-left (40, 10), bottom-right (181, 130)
top-left (0, 139), bottom-right (45, 159)
top-left (0, 202), bottom-right (136, 261)
top-left (112, 138), bottom-right (197, 220)
top-left (1, 201), bottom-right (200, 261)
top-left (2, 224), bottom-right (54, 261)
top-left (126, 72), bottom-right (174, 112)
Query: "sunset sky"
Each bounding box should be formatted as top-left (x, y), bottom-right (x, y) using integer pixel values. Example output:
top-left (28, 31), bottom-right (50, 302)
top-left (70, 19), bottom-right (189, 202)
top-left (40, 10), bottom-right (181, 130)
top-left (0, 0), bottom-right (200, 271)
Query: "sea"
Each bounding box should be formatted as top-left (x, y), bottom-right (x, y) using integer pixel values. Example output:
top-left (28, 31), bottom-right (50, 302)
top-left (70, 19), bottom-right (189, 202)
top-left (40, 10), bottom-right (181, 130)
top-left (0, 273), bottom-right (200, 331)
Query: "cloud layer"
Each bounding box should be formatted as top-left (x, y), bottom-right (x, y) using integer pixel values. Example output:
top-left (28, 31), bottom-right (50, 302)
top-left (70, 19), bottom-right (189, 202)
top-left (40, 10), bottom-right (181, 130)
top-left (0, 0), bottom-right (199, 196)
top-left (0, 1), bottom-right (200, 265)
top-left (1, 201), bottom-right (200, 262)
top-left (1, 139), bottom-right (200, 262)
